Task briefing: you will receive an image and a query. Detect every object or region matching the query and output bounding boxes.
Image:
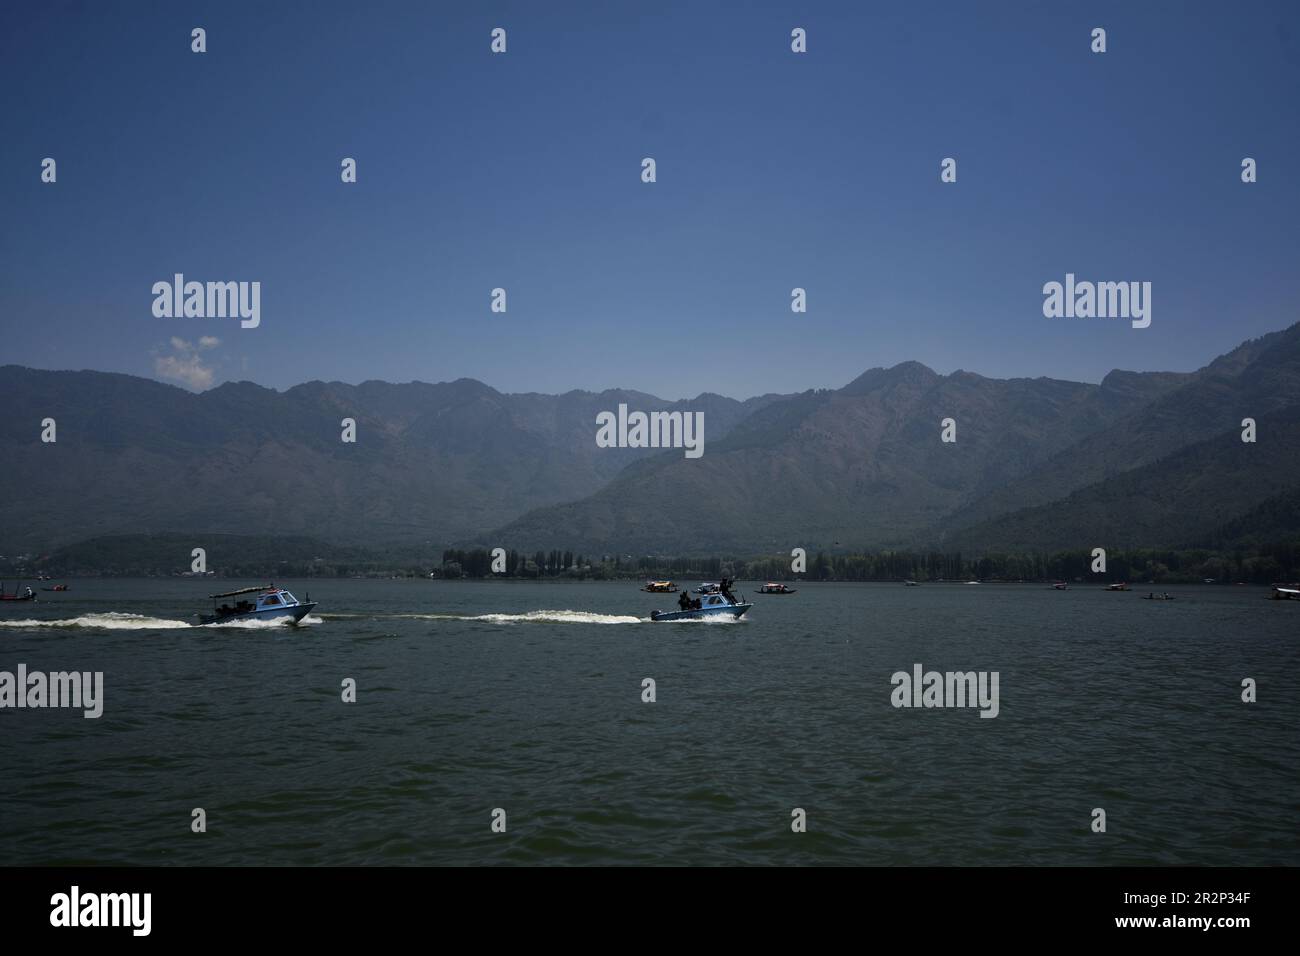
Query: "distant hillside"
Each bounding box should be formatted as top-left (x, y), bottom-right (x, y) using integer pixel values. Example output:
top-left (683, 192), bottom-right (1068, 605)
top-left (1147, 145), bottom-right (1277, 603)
top-left (1197, 484), bottom-right (1300, 549)
top-left (946, 407), bottom-right (1300, 551)
top-left (5, 321), bottom-right (1299, 559)
top-left (487, 361), bottom-right (1191, 554)
top-left (0, 368), bottom-right (777, 553)
top-left (28, 533), bottom-right (388, 577)
top-left (935, 324), bottom-right (1300, 537)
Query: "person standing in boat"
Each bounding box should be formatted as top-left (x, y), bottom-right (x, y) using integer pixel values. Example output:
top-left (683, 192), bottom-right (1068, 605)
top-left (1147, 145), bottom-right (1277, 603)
top-left (678, 591), bottom-right (692, 612)
top-left (719, 576), bottom-right (736, 604)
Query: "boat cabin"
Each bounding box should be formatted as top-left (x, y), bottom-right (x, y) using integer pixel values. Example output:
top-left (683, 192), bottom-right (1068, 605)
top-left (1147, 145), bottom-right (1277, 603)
top-left (210, 585), bottom-right (302, 617)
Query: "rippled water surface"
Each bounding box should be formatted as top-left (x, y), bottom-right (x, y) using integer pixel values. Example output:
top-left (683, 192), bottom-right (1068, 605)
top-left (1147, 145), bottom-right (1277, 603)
top-left (1, 578), bottom-right (1296, 865)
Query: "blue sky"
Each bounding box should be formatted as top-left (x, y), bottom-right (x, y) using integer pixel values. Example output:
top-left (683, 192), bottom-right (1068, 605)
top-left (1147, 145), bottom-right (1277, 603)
top-left (2, 0), bottom-right (1297, 399)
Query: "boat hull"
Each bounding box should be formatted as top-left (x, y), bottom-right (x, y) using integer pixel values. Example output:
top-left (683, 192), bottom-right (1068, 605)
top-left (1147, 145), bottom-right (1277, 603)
top-left (198, 602), bottom-right (317, 625)
top-left (650, 603), bottom-right (752, 622)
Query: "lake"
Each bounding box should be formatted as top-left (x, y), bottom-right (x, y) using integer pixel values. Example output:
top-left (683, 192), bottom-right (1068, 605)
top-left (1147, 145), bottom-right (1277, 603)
top-left (1, 578), bottom-right (1296, 865)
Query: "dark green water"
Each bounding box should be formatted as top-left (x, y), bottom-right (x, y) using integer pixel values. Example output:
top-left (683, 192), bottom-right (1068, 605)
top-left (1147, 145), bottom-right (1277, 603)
top-left (1, 578), bottom-right (1296, 865)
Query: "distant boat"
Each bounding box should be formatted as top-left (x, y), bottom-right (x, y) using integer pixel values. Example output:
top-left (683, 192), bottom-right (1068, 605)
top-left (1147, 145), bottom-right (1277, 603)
top-left (692, 583), bottom-right (721, 594)
top-left (651, 592), bottom-right (752, 621)
top-left (1104, 583), bottom-right (1130, 591)
top-left (903, 580), bottom-right (920, 587)
top-left (965, 581), bottom-right (981, 585)
top-left (1142, 592), bottom-right (1176, 601)
top-left (1270, 587), bottom-right (1299, 601)
top-left (41, 584), bottom-right (70, 592)
top-left (1050, 582), bottom-right (1070, 590)
top-left (197, 585), bottom-right (317, 625)
top-left (0, 585), bottom-right (36, 603)
top-left (757, 582), bottom-right (797, 594)
top-left (641, 580), bottom-right (679, 593)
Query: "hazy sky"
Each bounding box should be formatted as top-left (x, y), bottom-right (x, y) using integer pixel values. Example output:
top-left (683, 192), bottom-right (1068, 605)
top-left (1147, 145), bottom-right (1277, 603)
top-left (2, 0), bottom-right (1297, 399)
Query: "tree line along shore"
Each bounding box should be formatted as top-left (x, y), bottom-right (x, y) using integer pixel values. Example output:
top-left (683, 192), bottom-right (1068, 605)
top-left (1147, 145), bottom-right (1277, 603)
top-left (5, 534), bottom-right (1299, 585)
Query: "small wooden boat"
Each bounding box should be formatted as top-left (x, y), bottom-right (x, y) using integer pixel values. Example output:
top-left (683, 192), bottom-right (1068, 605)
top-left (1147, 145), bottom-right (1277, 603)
top-left (0, 585), bottom-right (36, 602)
top-left (640, 580), bottom-right (679, 593)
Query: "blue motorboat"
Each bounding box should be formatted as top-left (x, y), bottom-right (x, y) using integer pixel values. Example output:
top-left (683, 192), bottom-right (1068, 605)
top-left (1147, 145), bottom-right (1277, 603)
top-left (197, 585), bottom-right (317, 625)
top-left (650, 592), bottom-right (752, 621)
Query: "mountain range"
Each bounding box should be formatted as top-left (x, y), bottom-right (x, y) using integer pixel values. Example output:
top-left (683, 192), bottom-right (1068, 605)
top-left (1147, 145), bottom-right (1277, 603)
top-left (3, 321), bottom-right (1299, 559)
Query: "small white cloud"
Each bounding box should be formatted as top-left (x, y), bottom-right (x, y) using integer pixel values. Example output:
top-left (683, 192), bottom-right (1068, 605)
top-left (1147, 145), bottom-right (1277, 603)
top-left (154, 337), bottom-right (217, 390)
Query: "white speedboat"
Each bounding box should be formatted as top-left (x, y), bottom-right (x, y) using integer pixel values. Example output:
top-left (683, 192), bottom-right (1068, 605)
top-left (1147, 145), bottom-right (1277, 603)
top-left (198, 585), bottom-right (317, 624)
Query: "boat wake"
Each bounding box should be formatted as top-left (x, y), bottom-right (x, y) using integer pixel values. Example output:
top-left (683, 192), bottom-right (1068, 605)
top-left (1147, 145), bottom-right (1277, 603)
top-left (0, 611), bottom-right (322, 630)
top-left (0, 612), bottom-right (191, 630)
top-left (198, 614), bottom-right (320, 629)
top-left (407, 610), bottom-right (643, 625)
